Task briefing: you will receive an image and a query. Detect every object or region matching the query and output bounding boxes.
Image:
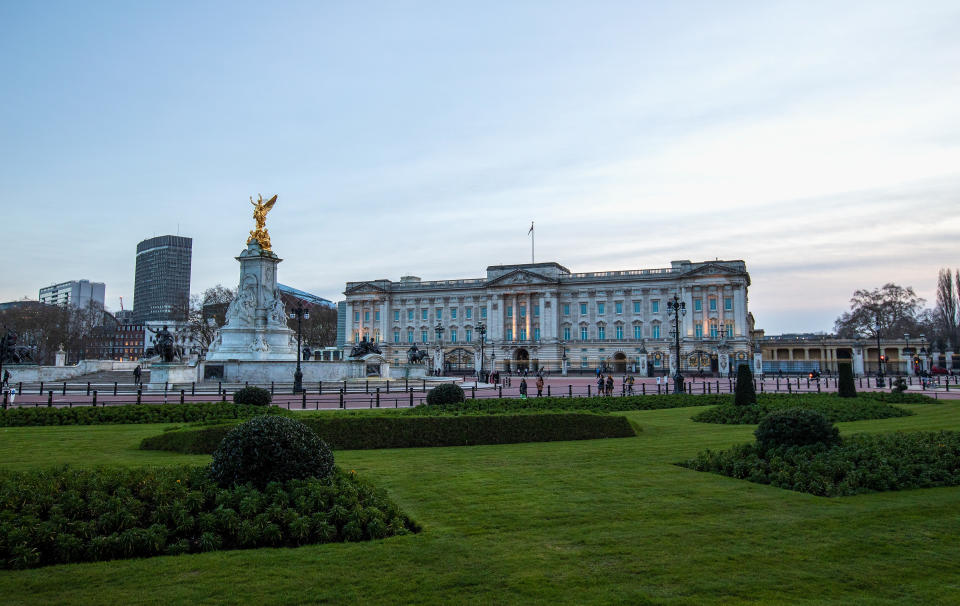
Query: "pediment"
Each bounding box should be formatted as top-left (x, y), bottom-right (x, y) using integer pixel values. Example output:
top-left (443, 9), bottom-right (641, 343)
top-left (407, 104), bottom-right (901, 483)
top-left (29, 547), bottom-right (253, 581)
top-left (681, 263), bottom-right (747, 278)
top-left (486, 269), bottom-right (556, 287)
top-left (345, 282), bottom-right (389, 295)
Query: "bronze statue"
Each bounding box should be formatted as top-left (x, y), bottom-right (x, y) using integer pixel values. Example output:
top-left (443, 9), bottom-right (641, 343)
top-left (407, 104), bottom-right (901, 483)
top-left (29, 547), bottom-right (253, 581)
top-left (248, 194), bottom-right (277, 252)
top-left (406, 344), bottom-right (428, 364)
top-left (349, 336), bottom-right (382, 358)
top-left (146, 325), bottom-right (180, 363)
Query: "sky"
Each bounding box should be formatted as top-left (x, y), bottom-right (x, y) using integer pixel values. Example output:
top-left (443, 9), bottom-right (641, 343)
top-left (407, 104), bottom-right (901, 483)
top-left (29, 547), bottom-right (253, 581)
top-left (2, 1), bottom-right (958, 334)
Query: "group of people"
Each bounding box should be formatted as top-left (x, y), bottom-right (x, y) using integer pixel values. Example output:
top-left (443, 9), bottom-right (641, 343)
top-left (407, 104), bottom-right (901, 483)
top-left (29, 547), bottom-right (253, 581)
top-left (517, 375), bottom-right (545, 398)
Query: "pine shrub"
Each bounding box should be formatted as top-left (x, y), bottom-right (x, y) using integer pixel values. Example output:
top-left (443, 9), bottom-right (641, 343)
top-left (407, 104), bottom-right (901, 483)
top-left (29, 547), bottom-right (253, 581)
top-left (837, 362), bottom-right (857, 398)
top-left (209, 416), bottom-right (334, 488)
top-left (733, 364), bottom-right (757, 406)
top-left (233, 386), bottom-right (272, 406)
top-left (426, 383), bottom-right (465, 405)
top-left (754, 408), bottom-right (840, 450)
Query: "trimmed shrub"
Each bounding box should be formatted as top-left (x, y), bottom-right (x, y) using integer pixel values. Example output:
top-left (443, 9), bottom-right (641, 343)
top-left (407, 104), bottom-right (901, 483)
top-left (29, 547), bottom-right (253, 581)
top-left (209, 416), bottom-right (334, 488)
top-left (143, 412), bottom-right (637, 453)
top-left (233, 386), bottom-right (272, 406)
top-left (892, 377), bottom-right (908, 394)
top-left (692, 394), bottom-right (913, 424)
top-left (837, 362), bottom-right (857, 398)
top-left (681, 430), bottom-right (960, 497)
top-left (0, 465), bottom-right (419, 569)
top-left (0, 402), bottom-right (287, 427)
top-left (733, 364), bottom-right (757, 406)
top-left (754, 408), bottom-right (839, 450)
top-left (426, 383), bottom-right (465, 405)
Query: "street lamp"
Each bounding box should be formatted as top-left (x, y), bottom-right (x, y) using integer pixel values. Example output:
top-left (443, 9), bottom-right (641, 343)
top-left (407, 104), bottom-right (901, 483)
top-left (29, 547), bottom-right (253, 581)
top-left (874, 315), bottom-right (884, 387)
top-left (904, 333), bottom-right (912, 376)
top-left (919, 333), bottom-right (928, 376)
top-left (476, 321), bottom-right (487, 380)
top-left (290, 303), bottom-right (309, 393)
top-left (666, 294), bottom-right (686, 394)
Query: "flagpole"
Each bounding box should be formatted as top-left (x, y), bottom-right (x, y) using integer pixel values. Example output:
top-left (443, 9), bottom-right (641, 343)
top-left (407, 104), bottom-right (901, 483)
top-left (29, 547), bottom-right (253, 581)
top-left (531, 222), bottom-right (535, 263)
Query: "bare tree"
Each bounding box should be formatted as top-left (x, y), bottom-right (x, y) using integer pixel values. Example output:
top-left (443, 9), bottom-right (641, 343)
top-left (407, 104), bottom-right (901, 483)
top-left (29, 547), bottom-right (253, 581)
top-left (934, 268), bottom-right (959, 348)
top-left (185, 285), bottom-right (236, 349)
top-left (834, 283), bottom-right (930, 339)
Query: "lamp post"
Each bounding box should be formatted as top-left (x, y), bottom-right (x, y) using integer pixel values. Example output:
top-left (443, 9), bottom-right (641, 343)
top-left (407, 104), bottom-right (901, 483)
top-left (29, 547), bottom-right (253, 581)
top-left (434, 321), bottom-right (445, 376)
top-left (476, 321), bottom-right (486, 380)
top-left (919, 333), bottom-right (928, 376)
top-left (874, 315), bottom-right (884, 387)
top-left (904, 333), bottom-right (912, 376)
top-left (666, 294), bottom-right (686, 394)
top-left (290, 303), bottom-right (309, 393)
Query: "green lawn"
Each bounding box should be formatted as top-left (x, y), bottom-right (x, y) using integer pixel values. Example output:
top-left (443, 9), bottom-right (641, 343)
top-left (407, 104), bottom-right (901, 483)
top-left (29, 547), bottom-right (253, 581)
top-left (2, 403), bottom-right (960, 604)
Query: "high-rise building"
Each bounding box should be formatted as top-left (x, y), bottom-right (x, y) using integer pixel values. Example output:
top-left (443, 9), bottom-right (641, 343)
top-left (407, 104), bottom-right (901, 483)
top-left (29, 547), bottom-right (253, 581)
top-left (133, 235), bottom-right (192, 323)
top-left (38, 279), bottom-right (106, 308)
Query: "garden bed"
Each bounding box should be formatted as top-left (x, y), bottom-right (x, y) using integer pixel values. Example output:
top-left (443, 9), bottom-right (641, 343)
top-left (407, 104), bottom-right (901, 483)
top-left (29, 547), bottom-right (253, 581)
top-left (0, 465), bottom-right (419, 569)
top-left (679, 430), bottom-right (960, 496)
top-left (0, 403), bottom-right (286, 427)
top-left (691, 394), bottom-right (915, 424)
top-left (141, 412), bottom-right (638, 453)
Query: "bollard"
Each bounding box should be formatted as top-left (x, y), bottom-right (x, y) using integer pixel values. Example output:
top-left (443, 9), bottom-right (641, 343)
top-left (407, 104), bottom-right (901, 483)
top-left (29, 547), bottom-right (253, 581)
top-left (245, 381), bottom-right (249, 387)
top-left (376, 388), bottom-right (380, 408)
top-left (221, 389), bottom-right (226, 403)
top-left (93, 390), bottom-right (98, 406)
top-left (366, 381), bottom-right (369, 394)
top-left (114, 382), bottom-right (118, 396)
top-left (657, 384), bottom-right (661, 395)
top-left (218, 381), bottom-right (222, 394)
top-left (191, 382), bottom-right (195, 396)
top-left (63, 382), bottom-right (67, 395)
top-left (137, 389), bottom-right (142, 404)
top-left (547, 385), bottom-right (551, 397)
top-left (422, 379), bottom-right (426, 392)
top-left (707, 382), bottom-right (711, 394)
top-left (409, 388), bottom-right (414, 407)
top-left (48, 391), bottom-right (54, 407)
top-left (386, 380), bottom-right (390, 394)
top-left (588, 384), bottom-right (592, 397)
top-left (817, 381), bottom-right (821, 393)
top-left (405, 379), bottom-right (408, 391)
top-left (344, 380), bottom-right (347, 394)
top-left (271, 381), bottom-right (275, 395)
top-left (86, 382), bottom-right (91, 396)
top-left (642, 383), bottom-right (646, 395)
top-left (499, 385), bottom-right (503, 398)
top-left (788, 382), bottom-right (792, 393)
top-left (319, 381), bottom-right (323, 395)
top-left (180, 390), bottom-right (185, 404)
top-left (302, 390), bottom-right (307, 409)
top-left (39, 381), bottom-right (44, 395)
top-left (472, 386), bottom-right (476, 399)
top-left (369, 398), bottom-right (373, 409)
top-left (339, 389), bottom-right (344, 409)
top-left (776, 378), bottom-right (780, 391)
top-left (165, 382), bottom-right (168, 394)
top-left (568, 385), bottom-right (573, 398)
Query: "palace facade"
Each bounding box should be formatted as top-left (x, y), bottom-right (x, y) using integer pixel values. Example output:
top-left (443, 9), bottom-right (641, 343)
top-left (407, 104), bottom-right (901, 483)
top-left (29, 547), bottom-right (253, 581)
top-left (343, 259), bottom-right (754, 376)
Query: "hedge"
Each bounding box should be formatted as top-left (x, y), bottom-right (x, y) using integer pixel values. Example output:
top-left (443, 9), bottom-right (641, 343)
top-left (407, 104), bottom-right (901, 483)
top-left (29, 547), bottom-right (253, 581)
top-left (0, 402), bottom-right (289, 427)
top-left (141, 412), bottom-right (637, 453)
top-left (691, 393), bottom-right (917, 424)
top-left (0, 465), bottom-right (419, 569)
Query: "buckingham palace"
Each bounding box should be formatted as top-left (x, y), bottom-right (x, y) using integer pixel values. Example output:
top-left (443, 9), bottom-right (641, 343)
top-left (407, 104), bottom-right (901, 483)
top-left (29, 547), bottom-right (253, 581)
top-left (341, 259), bottom-right (754, 376)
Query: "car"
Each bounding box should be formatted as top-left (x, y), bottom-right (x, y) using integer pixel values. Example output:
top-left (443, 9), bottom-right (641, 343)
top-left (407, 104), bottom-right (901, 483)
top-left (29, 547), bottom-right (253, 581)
top-left (930, 366), bottom-right (949, 376)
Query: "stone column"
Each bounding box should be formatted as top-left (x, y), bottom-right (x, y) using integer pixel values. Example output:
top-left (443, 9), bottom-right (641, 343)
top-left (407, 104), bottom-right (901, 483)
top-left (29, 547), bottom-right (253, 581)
top-left (683, 287), bottom-right (694, 337)
top-left (753, 350), bottom-right (763, 377)
top-left (853, 347), bottom-right (865, 376)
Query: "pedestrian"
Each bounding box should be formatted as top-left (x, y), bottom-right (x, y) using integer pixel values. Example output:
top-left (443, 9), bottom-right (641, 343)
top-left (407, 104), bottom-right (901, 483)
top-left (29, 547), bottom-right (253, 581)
top-left (519, 378), bottom-right (528, 399)
top-left (597, 374), bottom-right (604, 396)
top-left (133, 364), bottom-right (142, 385)
top-left (1, 369), bottom-right (9, 388)
top-left (8, 387), bottom-right (16, 406)
top-left (627, 375), bottom-right (635, 395)
top-left (536, 375), bottom-right (544, 397)
top-left (605, 375), bottom-right (614, 396)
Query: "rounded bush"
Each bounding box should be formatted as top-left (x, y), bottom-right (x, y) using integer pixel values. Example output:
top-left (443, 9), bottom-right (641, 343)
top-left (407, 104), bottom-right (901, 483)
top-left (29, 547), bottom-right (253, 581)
top-left (233, 386), bottom-right (272, 406)
top-left (754, 408), bottom-right (840, 450)
top-left (209, 416), bottom-right (334, 488)
top-left (426, 383), bottom-right (465, 405)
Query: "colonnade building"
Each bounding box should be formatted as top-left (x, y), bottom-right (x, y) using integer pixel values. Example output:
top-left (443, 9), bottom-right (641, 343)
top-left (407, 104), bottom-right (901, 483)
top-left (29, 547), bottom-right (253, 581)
top-left (342, 259), bottom-right (753, 375)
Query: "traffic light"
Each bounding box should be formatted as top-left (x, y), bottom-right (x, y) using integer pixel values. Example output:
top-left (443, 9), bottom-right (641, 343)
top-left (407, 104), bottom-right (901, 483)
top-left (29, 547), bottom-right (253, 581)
top-left (879, 355), bottom-right (886, 363)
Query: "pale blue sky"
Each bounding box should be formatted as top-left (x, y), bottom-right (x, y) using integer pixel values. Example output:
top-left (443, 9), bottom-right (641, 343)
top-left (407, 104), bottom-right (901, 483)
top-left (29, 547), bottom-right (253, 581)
top-left (2, 1), bottom-right (958, 333)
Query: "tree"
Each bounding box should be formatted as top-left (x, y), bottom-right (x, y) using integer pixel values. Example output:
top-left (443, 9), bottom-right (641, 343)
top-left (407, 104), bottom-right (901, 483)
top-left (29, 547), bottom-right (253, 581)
top-left (837, 362), bottom-right (856, 398)
top-left (933, 268), bottom-right (959, 349)
top-left (834, 283), bottom-right (930, 339)
top-left (185, 285), bottom-right (236, 349)
top-left (733, 363), bottom-right (757, 406)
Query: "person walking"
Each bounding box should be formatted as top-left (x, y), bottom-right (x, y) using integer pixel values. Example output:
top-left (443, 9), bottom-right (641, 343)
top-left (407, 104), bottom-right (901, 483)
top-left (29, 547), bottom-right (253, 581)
top-left (133, 365), bottom-right (142, 386)
top-left (596, 374), bottom-right (604, 396)
top-left (519, 378), bottom-right (528, 399)
top-left (536, 375), bottom-right (544, 397)
top-left (605, 375), bottom-right (614, 397)
top-left (1, 369), bottom-right (9, 389)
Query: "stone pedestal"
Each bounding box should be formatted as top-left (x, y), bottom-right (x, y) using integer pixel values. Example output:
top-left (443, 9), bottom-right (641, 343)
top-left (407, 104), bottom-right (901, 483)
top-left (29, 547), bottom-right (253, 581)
top-left (853, 348), bottom-right (865, 376)
top-left (753, 352), bottom-right (763, 377)
top-left (148, 363), bottom-right (198, 391)
top-left (55, 348), bottom-right (66, 367)
top-left (207, 242), bottom-right (297, 362)
top-left (350, 353), bottom-right (389, 378)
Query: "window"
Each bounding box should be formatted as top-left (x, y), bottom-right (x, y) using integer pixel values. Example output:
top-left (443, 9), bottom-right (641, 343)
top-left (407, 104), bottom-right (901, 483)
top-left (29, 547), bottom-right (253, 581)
top-left (421, 330), bottom-right (428, 342)
top-left (725, 322), bottom-right (734, 337)
top-left (450, 308), bottom-right (457, 319)
top-left (354, 311), bottom-right (360, 322)
top-left (580, 303), bottom-right (587, 315)
top-left (466, 307), bottom-right (472, 319)
top-left (633, 301), bottom-right (641, 314)
top-left (633, 325), bottom-right (642, 339)
top-left (393, 331), bottom-right (400, 343)
top-left (364, 311), bottom-right (370, 322)
top-left (519, 305), bottom-right (526, 318)
top-left (598, 326), bottom-right (606, 340)
top-left (450, 329), bottom-right (457, 343)
top-left (563, 327), bottom-right (571, 340)
top-left (695, 324), bottom-right (703, 339)
top-left (597, 302), bottom-right (605, 315)
top-left (654, 356), bottom-right (661, 367)
top-left (519, 328), bottom-right (527, 340)
top-left (507, 305), bottom-right (513, 318)
top-left (616, 325), bottom-right (623, 340)
top-left (534, 328), bottom-right (540, 340)
top-left (481, 306), bottom-right (487, 319)
top-left (615, 302), bottom-right (623, 314)
top-left (407, 330), bottom-right (414, 343)
top-left (580, 326), bottom-right (588, 340)
top-left (694, 298), bottom-right (702, 312)
top-left (375, 311), bottom-right (380, 322)
top-left (354, 331), bottom-right (360, 342)
top-left (651, 300), bottom-right (660, 313)
top-left (710, 323), bottom-right (718, 338)
top-left (394, 310), bottom-right (400, 322)
top-left (506, 328), bottom-right (513, 341)
top-left (436, 308), bottom-right (442, 320)
top-left (534, 305), bottom-right (540, 317)
top-left (563, 304), bottom-right (570, 316)
top-left (581, 356), bottom-right (588, 368)
top-left (724, 297), bottom-right (733, 311)
top-left (466, 329), bottom-right (472, 343)
top-left (408, 309), bottom-right (414, 321)
top-left (652, 325), bottom-right (661, 339)
top-left (709, 298), bottom-right (717, 311)
top-left (421, 309), bottom-right (428, 320)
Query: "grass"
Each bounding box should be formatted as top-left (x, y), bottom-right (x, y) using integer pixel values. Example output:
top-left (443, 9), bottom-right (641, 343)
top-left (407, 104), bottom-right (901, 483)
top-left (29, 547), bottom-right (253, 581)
top-left (0, 404), bottom-right (959, 604)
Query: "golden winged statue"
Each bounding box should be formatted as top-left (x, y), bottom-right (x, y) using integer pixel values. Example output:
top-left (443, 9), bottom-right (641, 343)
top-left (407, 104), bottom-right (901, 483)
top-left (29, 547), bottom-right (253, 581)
top-left (248, 193), bottom-right (277, 251)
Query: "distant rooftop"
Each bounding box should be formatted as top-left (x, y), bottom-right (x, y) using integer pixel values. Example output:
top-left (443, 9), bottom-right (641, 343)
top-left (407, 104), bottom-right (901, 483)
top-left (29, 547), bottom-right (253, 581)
top-left (278, 284), bottom-right (335, 307)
